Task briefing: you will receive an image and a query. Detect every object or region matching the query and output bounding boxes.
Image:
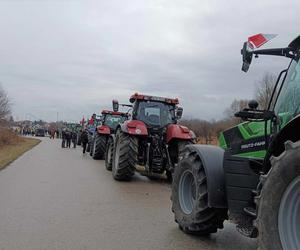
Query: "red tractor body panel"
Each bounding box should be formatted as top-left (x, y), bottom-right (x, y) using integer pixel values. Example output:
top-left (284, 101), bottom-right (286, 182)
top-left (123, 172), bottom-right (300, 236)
top-left (166, 124), bottom-right (195, 143)
top-left (97, 125), bottom-right (111, 135)
top-left (120, 120), bottom-right (148, 136)
top-left (129, 92), bottom-right (179, 105)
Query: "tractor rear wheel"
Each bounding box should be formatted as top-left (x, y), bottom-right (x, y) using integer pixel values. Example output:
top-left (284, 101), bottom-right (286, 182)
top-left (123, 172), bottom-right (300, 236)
top-left (257, 140), bottom-right (300, 250)
top-left (112, 130), bottom-right (138, 181)
top-left (105, 137), bottom-right (114, 171)
top-left (172, 147), bottom-right (227, 235)
top-left (93, 134), bottom-right (107, 160)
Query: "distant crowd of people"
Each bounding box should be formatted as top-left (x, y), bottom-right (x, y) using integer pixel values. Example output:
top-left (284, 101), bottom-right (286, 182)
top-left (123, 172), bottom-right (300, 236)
top-left (61, 130), bottom-right (78, 148)
top-left (58, 128), bottom-right (90, 154)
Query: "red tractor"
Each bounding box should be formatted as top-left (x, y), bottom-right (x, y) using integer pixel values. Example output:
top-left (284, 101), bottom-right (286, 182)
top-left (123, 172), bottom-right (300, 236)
top-left (91, 110), bottom-right (128, 161)
top-left (110, 93), bottom-right (195, 181)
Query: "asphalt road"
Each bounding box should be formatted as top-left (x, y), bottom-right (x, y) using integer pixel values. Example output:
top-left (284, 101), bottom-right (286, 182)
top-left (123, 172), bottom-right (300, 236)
top-left (0, 137), bottom-right (257, 250)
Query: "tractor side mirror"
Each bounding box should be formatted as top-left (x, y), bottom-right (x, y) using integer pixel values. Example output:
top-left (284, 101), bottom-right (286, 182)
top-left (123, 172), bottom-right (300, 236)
top-left (176, 107), bottom-right (183, 119)
top-left (112, 100), bottom-right (119, 112)
top-left (241, 42), bottom-right (253, 72)
top-left (248, 100), bottom-right (259, 110)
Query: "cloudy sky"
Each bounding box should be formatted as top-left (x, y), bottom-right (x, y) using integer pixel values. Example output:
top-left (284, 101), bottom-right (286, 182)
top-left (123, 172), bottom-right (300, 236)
top-left (0, 0), bottom-right (299, 122)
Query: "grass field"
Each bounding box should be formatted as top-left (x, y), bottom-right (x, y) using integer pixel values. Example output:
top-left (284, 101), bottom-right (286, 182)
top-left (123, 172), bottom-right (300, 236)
top-left (0, 137), bottom-right (40, 170)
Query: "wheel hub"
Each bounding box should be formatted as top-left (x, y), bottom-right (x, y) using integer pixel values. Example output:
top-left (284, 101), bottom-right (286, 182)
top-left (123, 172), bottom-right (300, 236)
top-left (278, 175), bottom-right (300, 250)
top-left (178, 170), bottom-right (196, 215)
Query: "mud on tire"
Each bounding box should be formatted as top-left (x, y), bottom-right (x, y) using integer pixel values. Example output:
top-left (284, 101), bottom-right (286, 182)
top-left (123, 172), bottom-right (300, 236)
top-left (112, 130), bottom-right (138, 181)
top-left (171, 147), bottom-right (227, 235)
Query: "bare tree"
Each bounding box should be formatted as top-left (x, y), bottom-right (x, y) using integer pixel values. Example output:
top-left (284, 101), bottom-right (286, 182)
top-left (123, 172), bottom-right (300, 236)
top-left (225, 99), bottom-right (249, 119)
top-left (0, 85), bottom-right (11, 124)
top-left (255, 72), bottom-right (276, 109)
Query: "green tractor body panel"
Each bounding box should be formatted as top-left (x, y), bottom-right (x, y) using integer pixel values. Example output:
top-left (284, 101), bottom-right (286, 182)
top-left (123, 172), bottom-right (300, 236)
top-left (218, 112), bottom-right (293, 159)
top-left (219, 120), bottom-right (269, 159)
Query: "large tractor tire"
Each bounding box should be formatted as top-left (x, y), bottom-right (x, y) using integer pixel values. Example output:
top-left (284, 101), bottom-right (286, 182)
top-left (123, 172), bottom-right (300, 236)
top-left (105, 137), bottom-right (114, 171)
top-left (167, 140), bottom-right (194, 182)
top-left (171, 147), bottom-right (228, 235)
top-left (112, 130), bottom-right (138, 181)
top-left (256, 140), bottom-right (300, 250)
top-left (92, 134), bottom-right (107, 160)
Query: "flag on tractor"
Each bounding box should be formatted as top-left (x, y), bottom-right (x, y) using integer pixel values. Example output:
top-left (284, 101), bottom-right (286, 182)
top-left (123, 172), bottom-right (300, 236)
top-left (248, 33), bottom-right (277, 49)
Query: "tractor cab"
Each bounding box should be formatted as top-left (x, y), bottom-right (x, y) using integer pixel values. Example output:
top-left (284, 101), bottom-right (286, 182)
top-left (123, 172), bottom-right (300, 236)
top-left (129, 93), bottom-right (182, 128)
top-left (239, 34), bottom-right (300, 159)
top-left (101, 110), bottom-right (127, 132)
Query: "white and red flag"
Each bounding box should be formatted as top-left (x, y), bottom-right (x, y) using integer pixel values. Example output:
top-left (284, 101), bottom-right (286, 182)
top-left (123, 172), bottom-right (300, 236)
top-left (248, 33), bottom-right (277, 49)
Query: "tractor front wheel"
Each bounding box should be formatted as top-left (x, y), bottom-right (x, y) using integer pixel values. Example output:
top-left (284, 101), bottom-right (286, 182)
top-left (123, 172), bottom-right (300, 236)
top-left (172, 147), bottom-right (227, 235)
top-left (112, 130), bottom-right (138, 181)
top-left (257, 140), bottom-right (300, 250)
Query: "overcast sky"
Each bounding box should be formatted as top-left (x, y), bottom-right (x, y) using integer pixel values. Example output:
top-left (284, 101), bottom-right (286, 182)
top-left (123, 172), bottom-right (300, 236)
top-left (0, 0), bottom-right (299, 122)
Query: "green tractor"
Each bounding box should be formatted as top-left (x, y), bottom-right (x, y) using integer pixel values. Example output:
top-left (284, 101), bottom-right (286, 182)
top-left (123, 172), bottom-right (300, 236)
top-left (171, 34), bottom-right (300, 250)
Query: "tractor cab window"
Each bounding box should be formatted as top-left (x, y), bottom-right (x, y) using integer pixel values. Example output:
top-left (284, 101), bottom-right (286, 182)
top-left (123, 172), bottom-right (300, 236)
top-left (274, 59), bottom-right (300, 124)
top-left (135, 101), bottom-right (175, 127)
top-left (104, 115), bottom-right (126, 130)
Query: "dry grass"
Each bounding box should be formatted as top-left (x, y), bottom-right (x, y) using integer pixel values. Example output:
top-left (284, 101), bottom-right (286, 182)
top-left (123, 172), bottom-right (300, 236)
top-left (0, 129), bottom-right (40, 170)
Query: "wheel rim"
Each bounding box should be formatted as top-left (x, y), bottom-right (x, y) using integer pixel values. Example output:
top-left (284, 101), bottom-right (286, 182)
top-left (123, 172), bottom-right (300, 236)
top-left (178, 170), bottom-right (196, 215)
top-left (278, 175), bottom-right (300, 250)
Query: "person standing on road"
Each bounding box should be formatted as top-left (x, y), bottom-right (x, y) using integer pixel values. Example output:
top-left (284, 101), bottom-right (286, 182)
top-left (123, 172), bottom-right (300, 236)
top-left (61, 129), bottom-right (66, 148)
top-left (66, 130), bottom-right (71, 148)
top-left (80, 129), bottom-right (88, 154)
top-left (72, 131), bottom-right (77, 148)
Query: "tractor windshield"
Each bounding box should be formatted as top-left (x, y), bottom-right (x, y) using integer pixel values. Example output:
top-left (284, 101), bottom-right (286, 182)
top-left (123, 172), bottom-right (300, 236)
top-left (135, 101), bottom-right (175, 127)
top-left (274, 59), bottom-right (300, 123)
top-left (103, 114), bottom-right (127, 130)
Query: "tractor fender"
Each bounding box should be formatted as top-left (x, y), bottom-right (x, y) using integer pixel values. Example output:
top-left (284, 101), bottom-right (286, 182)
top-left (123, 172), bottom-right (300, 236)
top-left (97, 125), bottom-right (110, 135)
top-left (120, 120), bottom-right (148, 136)
top-left (166, 124), bottom-right (196, 143)
top-left (185, 144), bottom-right (227, 208)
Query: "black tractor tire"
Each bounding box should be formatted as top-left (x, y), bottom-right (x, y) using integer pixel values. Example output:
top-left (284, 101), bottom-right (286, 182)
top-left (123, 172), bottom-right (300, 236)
top-left (167, 140), bottom-right (194, 182)
top-left (171, 147), bottom-right (228, 235)
top-left (92, 134), bottom-right (107, 160)
top-left (112, 130), bottom-right (138, 181)
top-left (105, 137), bottom-right (114, 171)
top-left (256, 140), bottom-right (300, 250)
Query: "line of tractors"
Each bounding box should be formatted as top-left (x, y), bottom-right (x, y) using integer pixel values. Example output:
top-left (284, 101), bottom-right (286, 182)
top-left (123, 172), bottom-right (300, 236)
top-left (81, 35), bottom-right (300, 250)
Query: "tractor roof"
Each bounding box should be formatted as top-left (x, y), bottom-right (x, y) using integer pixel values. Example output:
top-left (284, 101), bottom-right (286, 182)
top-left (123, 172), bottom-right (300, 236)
top-left (101, 110), bottom-right (127, 116)
top-left (129, 93), bottom-right (179, 105)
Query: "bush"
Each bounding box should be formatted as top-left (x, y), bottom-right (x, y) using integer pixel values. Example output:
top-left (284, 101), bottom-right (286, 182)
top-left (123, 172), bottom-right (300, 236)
top-left (0, 128), bottom-right (23, 147)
